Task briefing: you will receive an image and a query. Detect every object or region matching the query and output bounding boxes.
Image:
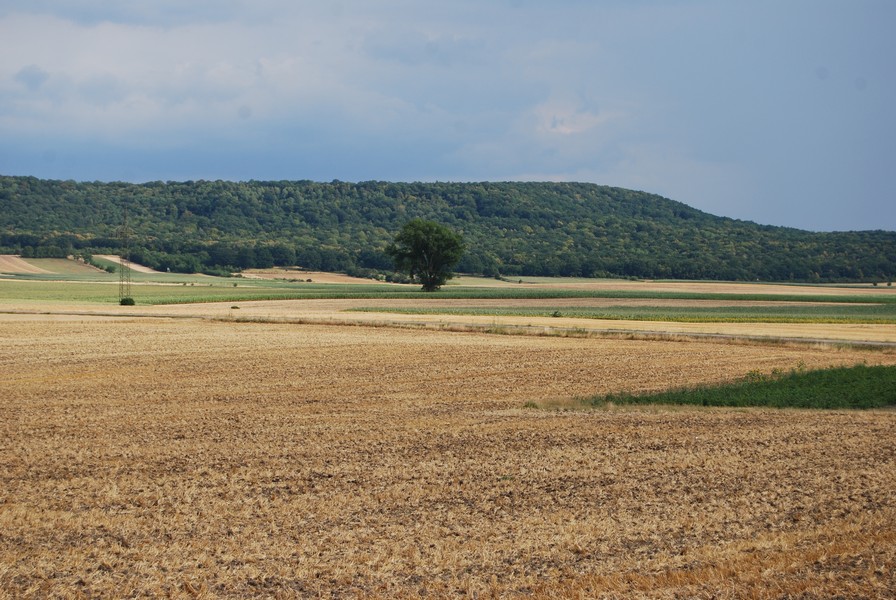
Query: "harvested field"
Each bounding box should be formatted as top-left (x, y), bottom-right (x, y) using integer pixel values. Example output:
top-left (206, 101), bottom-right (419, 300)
top-left (2, 314), bottom-right (895, 598)
top-left (0, 255), bottom-right (51, 275)
top-left (148, 298), bottom-right (896, 345)
top-left (93, 255), bottom-right (160, 273)
top-left (241, 269), bottom-right (389, 284)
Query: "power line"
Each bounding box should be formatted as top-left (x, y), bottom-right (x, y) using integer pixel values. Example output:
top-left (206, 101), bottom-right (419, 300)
top-left (118, 206), bottom-right (132, 304)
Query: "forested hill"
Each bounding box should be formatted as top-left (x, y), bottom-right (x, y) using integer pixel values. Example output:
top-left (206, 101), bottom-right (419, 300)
top-left (1, 175), bottom-right (893, 281)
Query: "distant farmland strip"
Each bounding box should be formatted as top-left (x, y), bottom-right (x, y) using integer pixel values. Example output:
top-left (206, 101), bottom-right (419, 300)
top-left (351, 303), bottom-right (896, 324)
top-left (2, 275), bottom-right (896, 307)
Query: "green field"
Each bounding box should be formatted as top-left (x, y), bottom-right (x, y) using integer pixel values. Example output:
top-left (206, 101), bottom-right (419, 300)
top-left (582, 364), bottom-right (896, 409)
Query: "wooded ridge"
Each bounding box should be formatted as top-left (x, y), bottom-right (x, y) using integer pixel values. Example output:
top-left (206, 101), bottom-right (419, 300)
top-left (1, 175), bottom-right (893, 281)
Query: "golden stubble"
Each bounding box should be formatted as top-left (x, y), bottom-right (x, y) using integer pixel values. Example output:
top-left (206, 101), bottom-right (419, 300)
top-left (1, 315), bottom-right (895, 598)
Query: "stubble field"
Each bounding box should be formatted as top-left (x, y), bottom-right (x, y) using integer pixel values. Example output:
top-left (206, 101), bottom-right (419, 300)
top-left (2, 305), bottom-right (896, 598)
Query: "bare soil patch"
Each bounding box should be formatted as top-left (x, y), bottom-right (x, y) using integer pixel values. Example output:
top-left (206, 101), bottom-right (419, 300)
top-left (2, 315), bottom-right (895, 597)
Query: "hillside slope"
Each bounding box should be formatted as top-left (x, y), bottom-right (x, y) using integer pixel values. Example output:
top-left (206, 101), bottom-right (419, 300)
top-left (0, 176), bottom-right (893, 281)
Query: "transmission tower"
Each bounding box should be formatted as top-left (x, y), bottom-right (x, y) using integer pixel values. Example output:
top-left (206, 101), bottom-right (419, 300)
top-left (117, 207), bottom-right (133, 304)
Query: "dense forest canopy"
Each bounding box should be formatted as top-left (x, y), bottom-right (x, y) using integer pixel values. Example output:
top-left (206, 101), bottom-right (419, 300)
top-left (1, 175), bottom-right (893, 282)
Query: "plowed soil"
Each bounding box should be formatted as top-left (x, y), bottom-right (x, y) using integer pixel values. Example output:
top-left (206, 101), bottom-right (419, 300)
top-left (2, 314), bottom-right (895, 598)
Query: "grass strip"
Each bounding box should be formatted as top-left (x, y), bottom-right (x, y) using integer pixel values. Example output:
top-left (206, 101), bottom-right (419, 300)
top-left (584, 364), bottom-right (896, 409)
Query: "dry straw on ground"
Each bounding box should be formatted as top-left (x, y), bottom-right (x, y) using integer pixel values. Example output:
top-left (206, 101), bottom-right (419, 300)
top-left (2, 311), bottom-right (895, 598)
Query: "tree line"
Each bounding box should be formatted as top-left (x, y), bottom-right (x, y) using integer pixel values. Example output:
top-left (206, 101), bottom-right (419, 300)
top-left (1, 175), bottom-right (894, 282)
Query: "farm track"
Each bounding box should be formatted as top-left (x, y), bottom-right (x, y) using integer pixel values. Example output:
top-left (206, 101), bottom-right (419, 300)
top-left (2, 313), bottom-right (896, 598)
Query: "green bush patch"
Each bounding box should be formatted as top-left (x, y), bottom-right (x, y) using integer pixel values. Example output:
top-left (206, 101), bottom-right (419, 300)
top-left (585, 364), bottom-right (896, 410)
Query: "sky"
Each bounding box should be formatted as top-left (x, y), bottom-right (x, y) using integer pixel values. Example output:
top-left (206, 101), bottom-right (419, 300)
top-left (0, 1), bottom-right (893, 232)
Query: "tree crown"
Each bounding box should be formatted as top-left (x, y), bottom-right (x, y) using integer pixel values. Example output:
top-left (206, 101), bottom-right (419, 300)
top-left (387, 219), bottom-right (465, 291)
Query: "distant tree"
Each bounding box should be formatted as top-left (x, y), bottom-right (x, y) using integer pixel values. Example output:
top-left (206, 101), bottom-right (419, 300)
top-left (387, 219), bottom-right (465, 291)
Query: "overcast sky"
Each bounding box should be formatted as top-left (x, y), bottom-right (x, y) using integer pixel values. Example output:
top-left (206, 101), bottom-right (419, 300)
top-left (1, 1), bottom-right (893, 231)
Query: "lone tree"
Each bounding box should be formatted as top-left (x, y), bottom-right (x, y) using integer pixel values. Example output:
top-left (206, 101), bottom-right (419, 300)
top-left (387, 219), bottom-right (465, 291)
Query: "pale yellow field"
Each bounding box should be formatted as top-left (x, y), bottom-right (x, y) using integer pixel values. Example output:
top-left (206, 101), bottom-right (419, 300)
top-left (241, 268), bottom-right (392, 284)
top-left (0, 255), bottom-right (51, 274)
top-left (93, 255), bottom-right (160, 274)
top-left (152, 297), bottom-right (896, 345)
top-left (3, 298), bottom-right (895, 345)
top-left (2, 308), bottom-right (895, 598)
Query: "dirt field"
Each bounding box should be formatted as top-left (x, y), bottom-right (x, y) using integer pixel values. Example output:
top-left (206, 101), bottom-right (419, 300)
top-left (2, 312), bottom-right (895, 598)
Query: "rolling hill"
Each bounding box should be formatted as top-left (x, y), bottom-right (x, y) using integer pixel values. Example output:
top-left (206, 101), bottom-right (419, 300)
top-left (0, 175), bottom-right (893, 282)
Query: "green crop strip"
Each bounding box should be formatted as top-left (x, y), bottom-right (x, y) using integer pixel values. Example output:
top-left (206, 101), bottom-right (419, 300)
top-left (583, 364), bottom-right (896, 409)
